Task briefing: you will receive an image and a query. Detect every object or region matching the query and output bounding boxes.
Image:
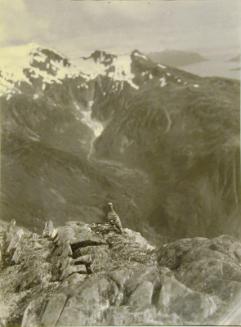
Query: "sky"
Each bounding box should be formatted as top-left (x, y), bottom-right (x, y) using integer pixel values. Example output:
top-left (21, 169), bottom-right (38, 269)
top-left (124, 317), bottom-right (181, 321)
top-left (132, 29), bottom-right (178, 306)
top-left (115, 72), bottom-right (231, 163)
top-left (0, 0), bottom-right (240, 57)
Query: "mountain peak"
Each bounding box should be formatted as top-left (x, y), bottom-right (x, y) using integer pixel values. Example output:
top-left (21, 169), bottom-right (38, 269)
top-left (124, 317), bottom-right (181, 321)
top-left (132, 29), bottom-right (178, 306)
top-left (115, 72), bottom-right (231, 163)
top-left (0, 43), bottom-right (67, 64)
top-left (131, 49), bottom-right (148, 60)
top-left (87, 50), bottom-right (117, 66)
top-left (0, 43), bottom-right (72, 97)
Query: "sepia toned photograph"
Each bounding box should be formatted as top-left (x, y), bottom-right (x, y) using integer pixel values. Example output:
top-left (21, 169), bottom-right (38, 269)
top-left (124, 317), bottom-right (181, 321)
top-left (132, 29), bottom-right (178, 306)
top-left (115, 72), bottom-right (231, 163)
top-left (0, 0), bottom-right (240, 325)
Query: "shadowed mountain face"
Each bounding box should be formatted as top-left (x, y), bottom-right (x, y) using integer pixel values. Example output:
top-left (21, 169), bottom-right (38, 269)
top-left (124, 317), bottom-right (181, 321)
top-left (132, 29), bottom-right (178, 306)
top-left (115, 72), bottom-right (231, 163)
top-left (0, 44), bottom-right (240, 241)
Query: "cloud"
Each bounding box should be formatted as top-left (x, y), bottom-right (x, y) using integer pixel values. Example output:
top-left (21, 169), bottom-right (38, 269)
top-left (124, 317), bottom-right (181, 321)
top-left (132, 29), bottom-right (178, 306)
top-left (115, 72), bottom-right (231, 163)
top-left (0, 0), bottom-right (49, 46)
top-left (52, 0), bottom-right (241, 55)
top-left (0, 0), bottom-right (240, 55)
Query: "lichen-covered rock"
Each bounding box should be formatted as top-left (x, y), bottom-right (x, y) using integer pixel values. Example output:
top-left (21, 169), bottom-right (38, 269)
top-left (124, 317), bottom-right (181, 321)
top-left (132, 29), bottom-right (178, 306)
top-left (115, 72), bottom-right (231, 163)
top-left (157, 272), bottom-right (219, 323)
top-left (157, 235), bottom-right (241, 300)
top-left (128, 280), bottom-right (154, 308)
top-left (157, 235), bottom-right (241, 324)
top-left (42, 220), bottom-right (55, 239)
top-left (41, 293), bottom-right (67, 326)
top-left (0, 220), bottom-right (241, 326)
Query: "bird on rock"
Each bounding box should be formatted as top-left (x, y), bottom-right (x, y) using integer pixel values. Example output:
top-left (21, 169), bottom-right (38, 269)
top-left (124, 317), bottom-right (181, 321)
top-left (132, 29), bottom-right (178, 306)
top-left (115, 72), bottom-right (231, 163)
top-left (106, 202), bottom-right (123, 234)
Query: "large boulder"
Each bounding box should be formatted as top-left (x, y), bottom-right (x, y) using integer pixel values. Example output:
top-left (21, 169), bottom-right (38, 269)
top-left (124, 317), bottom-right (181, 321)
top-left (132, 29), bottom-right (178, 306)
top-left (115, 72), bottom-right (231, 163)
top-left (1, 220), bottom-right (241, 326)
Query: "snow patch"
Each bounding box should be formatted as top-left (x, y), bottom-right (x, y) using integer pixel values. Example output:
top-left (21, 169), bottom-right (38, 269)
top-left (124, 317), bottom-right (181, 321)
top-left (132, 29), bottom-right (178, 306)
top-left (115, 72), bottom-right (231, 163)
top-left (0, 43), bottom-right (38, 87)
top-left (0, 44), bottom-right (141, 97)
top-left (88, 100), bottom-right (94, 108)
top-left (78, 83), bottom-right (88, 89)
top-left (74, 54), bottom-right (139, 90)
top-left (129, 82), bottom-right (139, 90)
top-left (111, 55), bottom-right (139, 89)
top-left (160, 77), bottom-right (167, 88)
top-left (141, 71), bottom-right (148, 76)
top-left (73, 57), bottom-right (106, 80)
top-left (6, 93), bottom-right (12, 101)
top-left (74, 101), bottom-right (104, 138)
top-left (0, 43), bottom-right (84, 97)
top-left (158, 64), bottom-right (166, 69)
top-left (133, 52), bottom-right (147, 60)
top-left (193, 84), bottom-right (200, 88)
top-left (33, 51), bottom-right (46, 64)
top-left (29, 135), bottom-right (40, 142)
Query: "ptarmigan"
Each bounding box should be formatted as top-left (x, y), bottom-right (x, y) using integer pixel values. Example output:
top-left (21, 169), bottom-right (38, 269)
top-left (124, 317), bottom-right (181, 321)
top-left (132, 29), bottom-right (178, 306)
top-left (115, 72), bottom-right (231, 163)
top-left (106, 202), bottom-right (123, 234)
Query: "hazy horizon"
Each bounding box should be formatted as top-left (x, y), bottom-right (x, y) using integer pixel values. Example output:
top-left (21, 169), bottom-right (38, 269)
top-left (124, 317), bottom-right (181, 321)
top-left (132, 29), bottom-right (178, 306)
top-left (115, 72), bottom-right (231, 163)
top-left (0, 0), bottom-right (240, 58)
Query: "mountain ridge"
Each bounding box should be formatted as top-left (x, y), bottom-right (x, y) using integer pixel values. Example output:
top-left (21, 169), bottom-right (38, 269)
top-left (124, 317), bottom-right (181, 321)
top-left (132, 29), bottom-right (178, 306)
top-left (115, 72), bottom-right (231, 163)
top-left (0, 43), bottom-right (240, 242)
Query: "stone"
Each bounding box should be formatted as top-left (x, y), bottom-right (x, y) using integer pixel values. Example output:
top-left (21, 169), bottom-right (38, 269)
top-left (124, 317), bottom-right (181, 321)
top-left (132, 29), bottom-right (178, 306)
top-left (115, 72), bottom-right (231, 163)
top-left (59, 256), bottom-right (72, 272)
top-left (109, 268), bottom-right (133, 289)
top-left (1, 221), bottom-right (241, 326)
top-left (51, 228), bottom-right (58, 240)
top-left (11, 244), bottom-right (22, 264)
top-left (42, 220), bottom-right (54, 238)
top-left (128, 281), bottom-right (154, 308)
top-left (41, 293), bottom-right (67, 326)
top-left (157, 274), bottom-right (219, 323)
top-left (60, 264), bottom-right (87, 281)
top-left (21, 299), bottom-right (42, 327)
top-left (57, 225), bottom-right (106, 251)
top-left (7, 219), bottom-right (16, 234)
top-left (60, 241), bottom-right (73, 257)
top-left (65, 272), bottom-right (87, 286)
top-left (72, 254), bottom-right (92, 265)
top-left (57, 277), bottom-right (112, 325)
top-left (6, 229), bottom-right (24, 254)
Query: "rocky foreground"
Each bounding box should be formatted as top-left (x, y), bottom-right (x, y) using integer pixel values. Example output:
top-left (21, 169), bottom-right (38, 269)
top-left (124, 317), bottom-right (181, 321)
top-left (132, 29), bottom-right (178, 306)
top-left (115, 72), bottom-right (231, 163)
top-left (1, 220), bottom-right (241, 326)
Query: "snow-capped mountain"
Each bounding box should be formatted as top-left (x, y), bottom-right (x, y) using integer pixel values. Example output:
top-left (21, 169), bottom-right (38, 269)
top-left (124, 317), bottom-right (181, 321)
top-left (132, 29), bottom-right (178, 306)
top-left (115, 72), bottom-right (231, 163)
top-left (0, 44), bottom-right (142, 98)
top-left (0, 44), bottom-right (202, 144)
top-left (0, 44), bottom-right (240, 241)
top-left (0, 44), bottom-right (73, 98)
top-left (0, 44), bottom-right (204, 100)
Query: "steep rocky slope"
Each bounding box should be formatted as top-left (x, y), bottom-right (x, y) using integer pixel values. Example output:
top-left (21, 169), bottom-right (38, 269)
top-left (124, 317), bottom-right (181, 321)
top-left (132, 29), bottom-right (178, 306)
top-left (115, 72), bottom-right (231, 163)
top-left (0, 44), bottom-right (240, 241)
top-left (1, 220), bottom-right (241, 326)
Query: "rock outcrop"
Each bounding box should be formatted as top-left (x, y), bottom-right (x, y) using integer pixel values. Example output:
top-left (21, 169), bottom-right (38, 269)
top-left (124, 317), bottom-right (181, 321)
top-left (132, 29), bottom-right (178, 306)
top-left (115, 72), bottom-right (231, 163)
top-left (0, 219), bottom-right (241, 326)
